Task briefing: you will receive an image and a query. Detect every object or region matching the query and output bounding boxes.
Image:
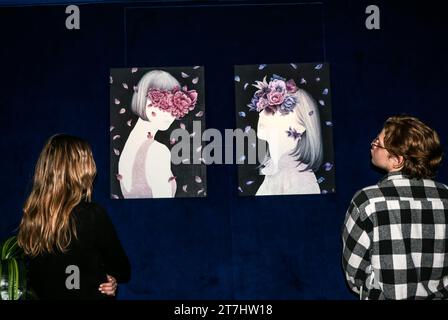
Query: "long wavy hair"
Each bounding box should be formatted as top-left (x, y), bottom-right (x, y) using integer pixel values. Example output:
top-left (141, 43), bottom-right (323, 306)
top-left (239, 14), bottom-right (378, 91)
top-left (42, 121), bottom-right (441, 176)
top-left (18, 134), bottom-right (97, 257)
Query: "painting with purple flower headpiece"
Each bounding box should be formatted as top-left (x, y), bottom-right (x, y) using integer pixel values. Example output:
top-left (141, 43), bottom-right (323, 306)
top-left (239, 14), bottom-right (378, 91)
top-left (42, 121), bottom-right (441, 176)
top-left (235, 63), bottom-right (335, 196)
top-left (110, 67), bottom-right (207, 199)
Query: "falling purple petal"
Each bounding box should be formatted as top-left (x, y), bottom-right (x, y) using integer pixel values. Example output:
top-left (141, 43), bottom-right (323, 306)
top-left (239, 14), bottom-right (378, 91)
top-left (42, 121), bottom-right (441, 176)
top-left (250, 142), bottom-right (256, 148)
top-left (234, 75), bottom-right (240, 82)
top-left (316, 77), bottom-right (320, 82)
top-left (196, 146), bottom-right (202, 153)
top-left (322, 88), bottom-right (329, 95)
top-left (317, 177), bottom-right (325, 184)
top-left (127, 119), bottom-right (133, 127)
top-left (245, 180), bottom-right (255, 185)
top-left (119, 108), bottom-right (126, 114)
top-left (300, 78), bottom-right (307, 84)
top-left (321, 190), bottom-right (328, 194)
top-left (131, 68), bottom-right (138, 73)
top-left (112, 135), bottom-right (121, 140)
top-left (238, 111), bottom-right (246, 118)
top-left (318, 100), bottom-right (325, 106)
top-left (238, 186), bottom-right (243, 193)
top-left (181, 72), bottom-right (189, 78)
top-left (147, 132), bottom-right (153, 140)
top-left (195, 111), bottom-right (204, 117)
top-left (114, 98), bottom-right (120, 105)
top-left (244, 125), bottom-right (251, 133)
top-left (116, 174), bottom-right (123, 181)
top-left (190, 132), bottom-right (196, 137)
top-left (290, 63), bottom-right (298, 69)
top-left (315, 64), bottom-right (323, 70)
top-left (195, 176), bottom-right (202, 183)
top-left (325, 121), bottom-right (333, 126)
top-left (182, 185), bottom-right (188, 192)
top-left (192, 77), bottom-right (199, 84)
top-left (122, 83), bottom-right (128, 89)
top-left (308, 111), bottom-right (314, 116)
top-left (111, 194), bottom-right (120, 199)
top-left (323, 162), bottom-right (333, 171)
top-left (109, 76), bottom-right (113, 84)
top-left (244, 83), bottom-right (249, 90)
top-left (238, 155), bottom-right (246, 162)
top-left (258, 64), bottom-right (267, 70)
top-left (110, 126), bottom-right (115, 132)
top-left (113, 148), bottom-right (120, 156)
top-left (181, 158), bottom-right (189, 164)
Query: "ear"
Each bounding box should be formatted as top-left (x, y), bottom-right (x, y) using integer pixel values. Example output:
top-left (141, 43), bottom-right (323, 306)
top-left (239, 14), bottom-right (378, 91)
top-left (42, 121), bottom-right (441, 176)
top-left (391, 155), bottom-right (405, 169)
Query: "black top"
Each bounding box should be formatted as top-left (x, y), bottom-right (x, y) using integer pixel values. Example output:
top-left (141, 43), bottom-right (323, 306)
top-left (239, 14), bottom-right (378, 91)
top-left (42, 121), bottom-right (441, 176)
top-left (27, 200), bottom-right (131, 300)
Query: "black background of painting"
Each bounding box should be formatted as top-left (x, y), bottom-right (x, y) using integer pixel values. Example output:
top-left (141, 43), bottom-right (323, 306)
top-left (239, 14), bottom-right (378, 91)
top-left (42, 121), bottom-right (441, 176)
top-left (110, 67), bottom-right (207, 198)
top-left (234, 63), bottom-right (335, 196)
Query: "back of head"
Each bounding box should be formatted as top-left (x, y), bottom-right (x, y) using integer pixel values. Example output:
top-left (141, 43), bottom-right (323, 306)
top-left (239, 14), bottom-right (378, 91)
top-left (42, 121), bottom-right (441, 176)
top-left (384, 115), bottom-right (443, 179)
top-left (18, 134), bottom-right (97, 256)
top-left (131, 70), bottom-right (180, 120)
top-left (290, 89), bottom-right (323, 171)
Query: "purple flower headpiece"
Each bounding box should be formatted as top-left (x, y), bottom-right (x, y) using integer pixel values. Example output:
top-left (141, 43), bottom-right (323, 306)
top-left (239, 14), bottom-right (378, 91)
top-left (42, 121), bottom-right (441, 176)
top-left (147, 86), bottom-right (198, 119)
top-left (247, 75), bottom-right (299, 114)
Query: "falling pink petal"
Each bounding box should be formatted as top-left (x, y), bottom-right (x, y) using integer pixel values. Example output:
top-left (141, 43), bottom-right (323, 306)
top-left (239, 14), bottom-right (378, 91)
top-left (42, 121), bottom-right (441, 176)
top-left (113, 135), bottom-right (121, 140)
top-left (170, 138), bottom-right (177, 145)
top-left (111, 194), bottom-right (120, 199)
top-left (192, 77), bottom-right (199, 84)
top-left (195, 111), bottom-right (204, 117)
top-left (180, 123), bottom-right (186, 130)
top-left (109, 76), bottom-right (113, 84)
top-left (190, 132), bottom-right (196, 137)
top-left (127, 119), bottom-right (132, 126)
top-left (131, 68), bottom-right (138, 73)
top-left (168, 176), bottom-right (177, 182)
top-left (151, 111), bottom-right (156, 117)
top-left (181, 72), bottom-right (189, 78)
top-left (244, 126), bottom-right (251, 133)
top-left (113, 148), bottom-right (120, 155)
top-left (122, 83), bottom-right (128, 89)
top-left (196, 145), bottom-right (202, 153)
top-left (238, 186), bottom-right (243, 193)
top-left (110, 126), bottom-right (115, 132)
top-left (181, 158), bottom-right (189, 164)
top-left (195, 176), bottom-right (202, 183)
top-left (197, 189), bottom-right (204, 195)
top-left (114, 98), bottom-right (120, 105)
top-left (182, 185), bottom-right (188, 192)
top-left (193, 66), bottom-right (200, 69)
top-left (119, 108), bottom-right (126, 114)
top-left (116, 174), bottom-right (123, 181)
top-left (147, 132), bottom-right (153, 140)
top-left (133, 86), bottom-right (138, 92)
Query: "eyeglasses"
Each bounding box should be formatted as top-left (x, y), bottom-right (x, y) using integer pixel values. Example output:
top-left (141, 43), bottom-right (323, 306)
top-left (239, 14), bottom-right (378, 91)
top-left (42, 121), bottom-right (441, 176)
top-left (371, 137), bottom-right (387, 150)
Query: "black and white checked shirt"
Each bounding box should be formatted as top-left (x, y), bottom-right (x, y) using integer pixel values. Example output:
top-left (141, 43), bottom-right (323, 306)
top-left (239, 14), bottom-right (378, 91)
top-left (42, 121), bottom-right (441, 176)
top-left (342, 171), bottom-right (448, 299)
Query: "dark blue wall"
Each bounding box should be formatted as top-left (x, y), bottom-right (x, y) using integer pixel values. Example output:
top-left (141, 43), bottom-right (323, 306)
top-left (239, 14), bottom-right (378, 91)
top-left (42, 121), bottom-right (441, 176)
top-left (1, 0), bottom-right (447, 300)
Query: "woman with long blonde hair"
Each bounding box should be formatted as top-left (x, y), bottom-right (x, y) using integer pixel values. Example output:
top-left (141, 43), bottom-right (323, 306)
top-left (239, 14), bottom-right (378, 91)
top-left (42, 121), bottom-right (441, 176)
top-left (18, 134), bottom-right (130, 299)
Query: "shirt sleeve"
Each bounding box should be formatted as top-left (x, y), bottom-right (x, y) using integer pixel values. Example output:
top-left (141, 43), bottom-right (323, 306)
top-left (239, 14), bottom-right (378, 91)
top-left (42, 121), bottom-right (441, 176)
top-left (341, 197), bottom-right (373, 295)
top-left (93, 204), bottom-right (131, 283)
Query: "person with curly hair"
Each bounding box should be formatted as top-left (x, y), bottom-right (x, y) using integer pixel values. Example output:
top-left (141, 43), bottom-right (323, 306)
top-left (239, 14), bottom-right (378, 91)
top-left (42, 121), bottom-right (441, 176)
top-left (342, 115), bottom-right (448, 299)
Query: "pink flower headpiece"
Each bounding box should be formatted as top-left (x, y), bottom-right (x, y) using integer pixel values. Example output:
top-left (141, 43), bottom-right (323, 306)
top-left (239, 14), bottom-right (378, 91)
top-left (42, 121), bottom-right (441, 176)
top-left (247, 75), bottom-right (299, 114)
top-left (147, 86), bottom-right (198, 119)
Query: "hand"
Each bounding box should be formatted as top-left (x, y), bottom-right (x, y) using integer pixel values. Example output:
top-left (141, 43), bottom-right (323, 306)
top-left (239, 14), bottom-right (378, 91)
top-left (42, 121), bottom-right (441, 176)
top-left (99, 274), bottom-right (117, 296)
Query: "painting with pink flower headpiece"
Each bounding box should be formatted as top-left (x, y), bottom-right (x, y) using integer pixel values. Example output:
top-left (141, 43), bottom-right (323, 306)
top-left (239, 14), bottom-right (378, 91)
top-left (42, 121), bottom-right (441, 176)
top-left (234, 63), bottom-right (335, 197)
top-left (110, 67), bottom-right (207, 199)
